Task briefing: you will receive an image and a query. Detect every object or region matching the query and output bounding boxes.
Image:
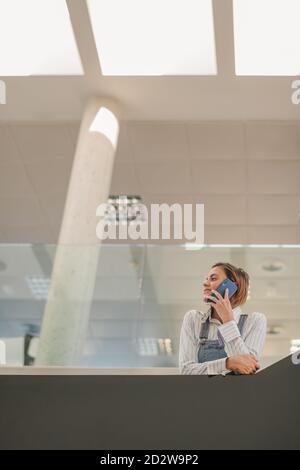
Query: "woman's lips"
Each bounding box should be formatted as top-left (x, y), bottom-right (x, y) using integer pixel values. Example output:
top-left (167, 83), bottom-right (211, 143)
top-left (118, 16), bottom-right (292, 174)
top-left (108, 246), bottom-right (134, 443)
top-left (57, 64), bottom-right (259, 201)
top-left (203, 290), bottom-right (211, 294)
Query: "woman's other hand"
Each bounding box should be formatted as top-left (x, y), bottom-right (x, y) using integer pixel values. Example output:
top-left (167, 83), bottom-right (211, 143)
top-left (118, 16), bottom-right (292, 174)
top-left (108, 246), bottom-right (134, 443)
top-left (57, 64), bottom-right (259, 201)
top-left (226, 354), bottom-right (260, 374)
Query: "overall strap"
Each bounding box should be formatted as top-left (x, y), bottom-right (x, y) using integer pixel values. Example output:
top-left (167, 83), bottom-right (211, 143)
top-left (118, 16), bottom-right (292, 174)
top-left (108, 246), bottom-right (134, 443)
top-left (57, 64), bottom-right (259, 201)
top-left (237, 314), bottom-right (248, 335)
top-left (200, 318), bottom-right (210, 339)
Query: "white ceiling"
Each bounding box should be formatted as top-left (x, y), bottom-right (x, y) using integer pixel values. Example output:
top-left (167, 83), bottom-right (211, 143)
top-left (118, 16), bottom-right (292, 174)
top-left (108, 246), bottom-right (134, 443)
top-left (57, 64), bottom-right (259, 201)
top-left (0, 0), bottom-right (300, 121)
top-left (1, 120), bottom-right (300, 244)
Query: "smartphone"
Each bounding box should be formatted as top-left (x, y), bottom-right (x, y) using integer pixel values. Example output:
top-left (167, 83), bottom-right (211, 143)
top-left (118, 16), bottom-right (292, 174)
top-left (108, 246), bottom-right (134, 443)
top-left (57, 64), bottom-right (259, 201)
top-left (206, 277), bottom-right (238, 303)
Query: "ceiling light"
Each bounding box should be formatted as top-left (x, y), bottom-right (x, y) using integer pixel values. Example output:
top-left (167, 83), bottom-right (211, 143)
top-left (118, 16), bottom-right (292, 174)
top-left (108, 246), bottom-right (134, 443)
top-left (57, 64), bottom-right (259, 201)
top-left (105, 195), bottom-right (146, 224)
top-left (267, 325), bottom-right (283, 335)
top-left (0, 0), bottom-right (83, 75)
top-left (261, 260), bottom-right (285, 273)
top-left (208, 244), bottom-right (243, 248)
top-left (248, 244), bottom-right (281, 248)
top-left (158, 338), bottom-right (173, 356)
top-left (184, 243), bottom-right (205, 251)
top-left (281, 245), bottom-right (300, 249)
top-left (136, 337), bottom-right (159, 356)
top-left (136, 337), bottom-right (173, 356)
top-left (234, 0), bottom-right (300, 75)
top-left (25, 276), bottom-right (50, 300)
top-left (87, 0), bottom-right (217, 76)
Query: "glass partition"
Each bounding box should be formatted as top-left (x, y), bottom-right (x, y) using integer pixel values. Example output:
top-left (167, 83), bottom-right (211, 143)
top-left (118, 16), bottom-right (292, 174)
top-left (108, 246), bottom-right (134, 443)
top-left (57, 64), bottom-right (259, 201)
top-left (0, 243), bottom-right (299, 369)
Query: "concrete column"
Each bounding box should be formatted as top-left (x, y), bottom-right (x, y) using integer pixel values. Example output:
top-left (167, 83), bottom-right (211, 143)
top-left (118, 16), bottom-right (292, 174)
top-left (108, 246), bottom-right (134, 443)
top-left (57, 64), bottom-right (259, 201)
top-left (36, 98), bottom-right (120, 366)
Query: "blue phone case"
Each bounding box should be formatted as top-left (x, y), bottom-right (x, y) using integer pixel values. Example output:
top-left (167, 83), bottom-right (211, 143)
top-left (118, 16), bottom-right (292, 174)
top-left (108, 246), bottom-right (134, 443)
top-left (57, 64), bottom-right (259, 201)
top-left (207, 278), bottom-right (238, 302)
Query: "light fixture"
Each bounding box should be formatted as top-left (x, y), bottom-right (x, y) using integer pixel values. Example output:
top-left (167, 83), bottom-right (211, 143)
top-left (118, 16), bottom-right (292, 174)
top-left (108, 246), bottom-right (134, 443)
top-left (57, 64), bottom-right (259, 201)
top-left (181, 243), bottom-right (300, 249)
top-left (0, 0), bottom-right (83, 75)
top-left (25, 276), bottom-right (51, 300)
top-left (267, 325), bottom-right (283, 335)
top-left (208, 244), bottom-right (243, 248)
top-left (261, 259), bottom-right (285, 273)
top-left (87, 0), bottom-right (217, 76)
top-left (281, 245), bottom-right (300, 249)
top-left (158, 338), bottom-right (173, 356)
top-left (184, 243), bottom-right (206, 251)
top-left (136, 337), bottom-right (158, 356)
top-left (135, 337), bottom-right (173, 356)
top-left (248, 244), bottom-right (281, 248)
top-left (233, 0), bottom-right (300, 76)
top-left (105, 195), bottom-right (145, 224)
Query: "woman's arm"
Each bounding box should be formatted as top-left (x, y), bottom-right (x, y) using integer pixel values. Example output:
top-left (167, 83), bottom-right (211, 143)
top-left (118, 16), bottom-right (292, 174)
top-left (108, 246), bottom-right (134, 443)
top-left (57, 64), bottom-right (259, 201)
top-left (218, 312), bottom-right (267, 359)
top-left (179, 311), bottom-right (230, 375)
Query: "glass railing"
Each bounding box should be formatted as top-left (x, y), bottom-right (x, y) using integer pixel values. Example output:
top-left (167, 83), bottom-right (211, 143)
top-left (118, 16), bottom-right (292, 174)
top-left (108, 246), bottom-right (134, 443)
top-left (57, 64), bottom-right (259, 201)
top-left (0, 243), bottom-right (299, 368)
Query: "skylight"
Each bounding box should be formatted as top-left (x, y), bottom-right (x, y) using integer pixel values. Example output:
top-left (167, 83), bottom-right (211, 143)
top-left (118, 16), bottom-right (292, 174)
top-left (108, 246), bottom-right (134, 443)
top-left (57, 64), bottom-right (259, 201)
top-left (233, 0), bottom-right (300, 76)
top-left (0, 0), bottom-right (83, 75)
top-left (87, 0), bottom-right (217, 76)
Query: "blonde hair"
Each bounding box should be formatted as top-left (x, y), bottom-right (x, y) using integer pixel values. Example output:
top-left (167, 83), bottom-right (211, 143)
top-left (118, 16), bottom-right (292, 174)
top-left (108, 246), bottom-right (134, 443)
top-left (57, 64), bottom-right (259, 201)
top-left (211, 262), bottom-right (249, 308)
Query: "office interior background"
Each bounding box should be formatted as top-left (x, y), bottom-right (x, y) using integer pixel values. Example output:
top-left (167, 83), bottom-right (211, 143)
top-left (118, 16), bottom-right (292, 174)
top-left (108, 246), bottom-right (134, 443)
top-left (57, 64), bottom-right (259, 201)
top-left (0, 0), bottom-right (300, 370)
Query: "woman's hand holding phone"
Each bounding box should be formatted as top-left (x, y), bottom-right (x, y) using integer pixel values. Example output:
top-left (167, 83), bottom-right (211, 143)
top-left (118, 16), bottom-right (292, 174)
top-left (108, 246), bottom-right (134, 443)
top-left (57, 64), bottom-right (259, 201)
top-left (206, 288), bottom-right (234, 323)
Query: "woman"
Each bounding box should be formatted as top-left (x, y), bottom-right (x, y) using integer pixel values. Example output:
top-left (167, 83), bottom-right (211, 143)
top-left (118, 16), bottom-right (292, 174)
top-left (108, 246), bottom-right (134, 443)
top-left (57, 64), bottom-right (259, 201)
top-left (179, 262), bottom-right (267, 375)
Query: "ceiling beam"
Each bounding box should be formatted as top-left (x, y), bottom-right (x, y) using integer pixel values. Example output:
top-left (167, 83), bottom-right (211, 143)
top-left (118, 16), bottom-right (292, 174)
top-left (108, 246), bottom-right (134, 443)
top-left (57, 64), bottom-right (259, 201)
top-left (66, 0), bottom-right (102, 77)
top-left (213, 0), bottom-right (235, 77)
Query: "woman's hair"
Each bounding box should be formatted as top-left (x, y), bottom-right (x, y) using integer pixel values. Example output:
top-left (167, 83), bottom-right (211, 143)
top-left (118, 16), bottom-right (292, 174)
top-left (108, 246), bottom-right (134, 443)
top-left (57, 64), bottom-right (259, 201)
top-left (211, 262), bottom-right (250, 308)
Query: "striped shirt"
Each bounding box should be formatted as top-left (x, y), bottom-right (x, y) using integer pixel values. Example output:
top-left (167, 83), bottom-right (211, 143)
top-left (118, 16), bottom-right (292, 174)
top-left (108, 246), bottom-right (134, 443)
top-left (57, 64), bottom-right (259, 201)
top-left (178, 306), bottom-right (267, 375)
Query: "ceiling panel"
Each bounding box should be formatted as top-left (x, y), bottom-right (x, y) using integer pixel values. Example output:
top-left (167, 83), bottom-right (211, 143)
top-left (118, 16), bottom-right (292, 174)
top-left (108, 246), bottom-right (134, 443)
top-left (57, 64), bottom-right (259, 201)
top-left (234, 0), bottom-right (300, 76)
top-left (0, 0), bottom-right (83, 75)
top-left (87, 0), bottom-right (217, 76)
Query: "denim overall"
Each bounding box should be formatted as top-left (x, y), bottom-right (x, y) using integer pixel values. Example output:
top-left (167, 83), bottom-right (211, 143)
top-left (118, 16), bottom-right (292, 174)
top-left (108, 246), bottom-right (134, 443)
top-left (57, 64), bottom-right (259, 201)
top-left (198, 313), bottom-right (248, 363)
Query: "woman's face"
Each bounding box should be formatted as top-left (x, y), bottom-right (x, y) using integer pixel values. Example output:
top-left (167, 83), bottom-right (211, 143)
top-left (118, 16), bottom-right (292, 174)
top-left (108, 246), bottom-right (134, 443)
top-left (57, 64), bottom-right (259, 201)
top-left (202, 266), bottom-right (227, 303)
